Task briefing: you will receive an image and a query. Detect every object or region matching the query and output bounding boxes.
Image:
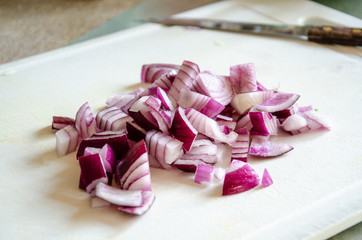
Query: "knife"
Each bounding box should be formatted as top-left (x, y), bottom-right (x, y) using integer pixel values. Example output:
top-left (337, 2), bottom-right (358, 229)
top-left (147, 17), bottom-right (362, 46)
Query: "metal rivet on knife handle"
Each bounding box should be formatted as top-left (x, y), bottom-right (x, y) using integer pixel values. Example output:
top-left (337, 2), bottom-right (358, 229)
top-left (307, 26), bottom-right (362, 46)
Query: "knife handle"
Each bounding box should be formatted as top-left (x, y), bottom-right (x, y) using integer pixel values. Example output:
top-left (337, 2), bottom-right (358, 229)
top-left (307, 26), bottom-right (362, 46)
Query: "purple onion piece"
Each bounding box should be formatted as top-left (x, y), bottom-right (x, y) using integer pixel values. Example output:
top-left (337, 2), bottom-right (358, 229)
top-left (118, 191), bottom-right (156, 215)
top-left (75, 102), bottom-right (97, 139)
top-left (170, 107), bottom-right (198, 151)
top-left (231, 128), bottom-right (249, 162)
top-left (261, 168), bottom-right (273, 188)
top-left (55, 125), bottom-right (80, 156)
top-left (249, 138), bottom-right (293, 157)
top-left (78, 153), bottom-right (108, 193)
top-left (231, 90), bottom-right (275, 115)
top-left (194, 164), bottom-right (214, 185)
top-left (222, 161), bottom-right (260, 196)
top-left (249, 111), bottom-right (278, 136)
top-left (230, 62), bottom-right (257, 94)
top-left (140, 63), bottom-right (180, 83)
top-left (256, 92), bottom-right (300, 112)
top-left (115, 140), bottom-right (151, 191)
top-left (52, 116), bottom-right (75, 130)
top-left (77, 133), bottom-right (129, 160)
top-left (126, 122), bottom-right (147, 142)
top-left (95, 182), bottom-right (143, 207)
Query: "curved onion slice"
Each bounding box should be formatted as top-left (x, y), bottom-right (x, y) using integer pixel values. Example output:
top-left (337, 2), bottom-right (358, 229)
top-left (231, 90), bottom-right (275, 114)
top-left (249, 138), bottom-right (293, 157)
top-left (230, 63), bottom-right (257, 94)
top-left (281, 113), bottom-right (308, 131)
top-left (96, 107), bottom-right (133, 132)
top-left (140, 63), bottom-right (180, 83)
top-left (222, 160), bottom-right (260, 196)
top-left (118, 191), bottom-right (156, 215)
top-left (95, 182), bottom-right (143, 207)
top-left (256, 92), bottom-right (300, 112)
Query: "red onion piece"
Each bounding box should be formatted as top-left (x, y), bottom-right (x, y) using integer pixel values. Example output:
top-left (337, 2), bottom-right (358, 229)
top-left (256, 92), bottom-right (300, 112)
top-left (231, 128), bottom-right (249, 162)
top-left (118, 191), bottom-right (156, 215)
top-left (95, 182), bottom-right (143, 207)
top-left (84, 144), bottom-right (115, 173)
top-left (116, 140), bottom-right (152, 191)
top-left (249, 138), bottom-right (293, 157)
top-left (77, 132), bottom-right (129, 160)
top-left (156, 87), bottom-right (175, 111)
top-left (96, 107), bottom-right (132, 132)
top-left (148, 106), bottom-right (171, 135)
top-left (170, 107), bottom-right (198, 151)
top-left (281, 113), bottom-right (308, 131)
top-left (249, 111), bottom-right (278, 136)
top-left (55, 125), bottom-right (80, 156)
top-left (126, 122), bottom-right (147, 142)
top-left (140, 63), bottom-right (180, 83)
top-left (78, 153), bottom-right (108, 193)
top-left (185, 108), bottom-right (238, 145)
top-left (192, 71), bottom-right (234, 106)
top-left (230, 63), bottom-right (257, 94)
top-left (231, 90), bottom-right (275, 115)
top-left (261, 168), bottom-right (273, 188)
top-left (173, 159), bottom-right (212, 172)
top-left (168, 60), bottom-right (200, 104)
top-left (178, 89), bottom-right (225, 118)
top-left (145, 130), bottom-right (183, 166)
top-left (75, 102), bottom-right (97, 139)
top-left (52, 116), bottom-right (75, 130)
top-left (194, 164), bottom-right (214, 185)
top-left (222, 160), bottom-right (260, 196)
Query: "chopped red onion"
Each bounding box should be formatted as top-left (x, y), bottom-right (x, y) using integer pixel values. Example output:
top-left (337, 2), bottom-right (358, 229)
top-left (170, 107), bottom-right (198, 151)
top-left (231, 128), bottom-right (249, 162)
top-left (256, 92), bottom-right (300, 112)
top-left (194, 164), bottom-right (214, 185)
top-left (84, 144), bottom-right (115, 173)
top-left (249, 111), bottom-right (278, 136)
top-left (75, 102), bottom-right (97, 139)
top-left (77, 132), bottom-right (129, 160)
top-left (55, 125), bottom-right (80, 156)
top-left (191, 71), bottom-right (234, 106)
top-left (178, 89), bottom-right (225, 118)
top-left (145, 130), bottom-right (183, 166)
top-left (156, 87), bottom-right (175, 111)
top-left (52, 116), bottom-right (75, 130)
top-left (95, 182), bottom-right (143, 207)
top-left (115, 140), bottom-right (152, 191)
top-left (229, 63), bottom-right (257, 94)
top-left (222, 160), bottom-right (260, 196)
top-left (141, 63), bottom-right (180, 83)
top-left (126, 122), bottom-right (147, 142)
top-left (261, 168), bottom-right (273, 188)
top-left (78, 153), bottom-right (108, 193)
top-left (185, 108), bottom-right (238, 145)
top-left (118, 191), bottom-right (156, 215)
top-left (281, 113), bottom-right (308, 132)
top-left (96, 107), bottom-right (133, 132)
top-left (249, 138), bottom-right (293, 157)
top-left (231, 90), bottom-right (275, 114)
top-left (168, 60), bottom-right (200, 104)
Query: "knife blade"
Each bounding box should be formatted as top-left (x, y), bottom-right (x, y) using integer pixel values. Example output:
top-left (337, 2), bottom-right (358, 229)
top-left (147, 17), bottom-right (362, 46)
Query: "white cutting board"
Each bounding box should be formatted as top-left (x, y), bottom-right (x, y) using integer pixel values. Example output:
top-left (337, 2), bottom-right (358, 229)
top-left (0, 0), bottom-right (361, 239)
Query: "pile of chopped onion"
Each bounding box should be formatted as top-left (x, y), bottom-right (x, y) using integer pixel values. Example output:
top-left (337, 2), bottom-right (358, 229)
top-left (53, 60), bottom-right (331, 215)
